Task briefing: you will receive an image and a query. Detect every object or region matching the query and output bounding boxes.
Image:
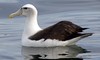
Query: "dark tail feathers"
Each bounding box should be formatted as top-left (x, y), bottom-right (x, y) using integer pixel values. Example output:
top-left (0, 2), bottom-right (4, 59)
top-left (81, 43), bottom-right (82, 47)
top-left (81, 33), bottom-right (93, 38)
top-left (82, 28), bottom-right (89, 30)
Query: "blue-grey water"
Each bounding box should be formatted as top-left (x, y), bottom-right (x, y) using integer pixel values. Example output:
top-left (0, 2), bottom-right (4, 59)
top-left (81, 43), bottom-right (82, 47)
top-left (0, 0), bottom-right (100, 60)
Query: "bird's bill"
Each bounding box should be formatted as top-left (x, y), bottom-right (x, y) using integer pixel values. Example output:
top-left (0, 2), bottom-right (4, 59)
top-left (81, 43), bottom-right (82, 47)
top-left (9, 9), bottom-right (22, 18)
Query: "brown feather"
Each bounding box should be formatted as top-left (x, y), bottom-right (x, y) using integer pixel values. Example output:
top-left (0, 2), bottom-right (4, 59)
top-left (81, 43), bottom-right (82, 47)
top-left (29, 21), bottom-right (88, 41)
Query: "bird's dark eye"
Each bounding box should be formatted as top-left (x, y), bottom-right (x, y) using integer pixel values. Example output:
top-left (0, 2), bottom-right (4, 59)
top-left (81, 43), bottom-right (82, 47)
top-left (23, 7), bottom-right (28, 9)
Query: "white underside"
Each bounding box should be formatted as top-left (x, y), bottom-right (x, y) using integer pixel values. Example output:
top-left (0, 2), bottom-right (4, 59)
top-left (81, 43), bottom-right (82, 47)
top-left (22, 36), bottom-right (83, 47)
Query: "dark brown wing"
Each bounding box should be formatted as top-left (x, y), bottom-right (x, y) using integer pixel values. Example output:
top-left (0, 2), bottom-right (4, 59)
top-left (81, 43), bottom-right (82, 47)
top-left (29, 21), bottom-right (88, 41)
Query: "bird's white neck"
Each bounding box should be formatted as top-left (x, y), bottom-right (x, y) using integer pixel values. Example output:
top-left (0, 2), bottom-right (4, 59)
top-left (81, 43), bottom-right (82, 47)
top-left (22, 14), bottom-right (42, 39)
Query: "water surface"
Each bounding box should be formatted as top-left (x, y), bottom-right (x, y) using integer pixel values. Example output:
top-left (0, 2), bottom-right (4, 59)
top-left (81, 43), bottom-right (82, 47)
top-left (0, 0), bottom-right (100, 60)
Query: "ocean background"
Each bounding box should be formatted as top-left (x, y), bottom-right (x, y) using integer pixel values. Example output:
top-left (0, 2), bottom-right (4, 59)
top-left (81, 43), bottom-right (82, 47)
top-left (0, 0), bottom-right (100, 60)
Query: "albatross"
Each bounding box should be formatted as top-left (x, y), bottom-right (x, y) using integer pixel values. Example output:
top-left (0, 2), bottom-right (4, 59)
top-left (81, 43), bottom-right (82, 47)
top-left (9, 4), bottom-right (93, 47)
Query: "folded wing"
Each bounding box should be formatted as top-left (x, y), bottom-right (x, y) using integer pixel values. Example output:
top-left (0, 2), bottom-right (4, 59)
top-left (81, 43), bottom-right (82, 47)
top-left (29, 21), bottom-right (88, 41)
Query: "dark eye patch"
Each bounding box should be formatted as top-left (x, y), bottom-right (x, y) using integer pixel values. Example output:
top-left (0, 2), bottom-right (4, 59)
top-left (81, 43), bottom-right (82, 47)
top-left (23, 7), bottom-right (28, 9)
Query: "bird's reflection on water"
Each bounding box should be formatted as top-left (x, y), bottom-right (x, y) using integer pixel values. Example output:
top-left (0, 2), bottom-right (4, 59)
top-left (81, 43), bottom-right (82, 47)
top-left (21, 45), bottom-right (89, 60)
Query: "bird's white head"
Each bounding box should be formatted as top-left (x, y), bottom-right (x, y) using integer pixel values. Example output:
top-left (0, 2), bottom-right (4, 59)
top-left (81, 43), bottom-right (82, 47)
top-left (9, 4), bottom-right (38, 18)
